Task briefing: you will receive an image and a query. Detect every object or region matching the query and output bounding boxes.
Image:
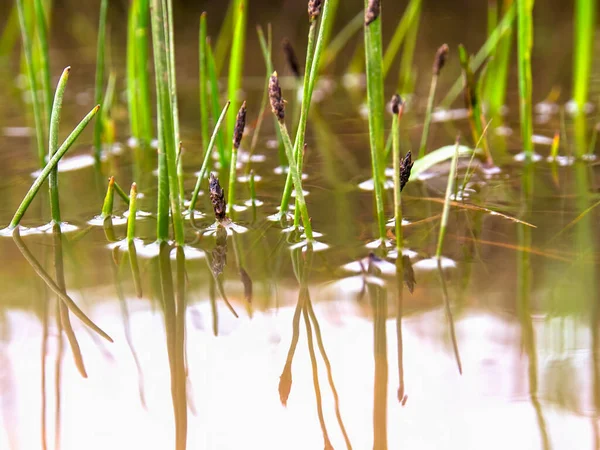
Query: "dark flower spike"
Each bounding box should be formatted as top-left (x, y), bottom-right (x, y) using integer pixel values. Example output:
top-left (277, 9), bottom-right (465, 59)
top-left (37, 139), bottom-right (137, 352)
top-left (308, 0), bottom-right (322, 22)
top-left (399, 150), bottom-right (414, 192)
top-left (269, 71), bottom-right (285, 122)
top-left (209, 172), bottom-right (227, 221)
top-left (282, 38), bottom-right (301, 79)
top-left (391, 94), bottom-right (403, 115)
top-left (365, 0), bottom-right (381, 26)
top-left (433, 44), bottom-right (450, 76)
top-left (233, 101), bottom-right (247, 150)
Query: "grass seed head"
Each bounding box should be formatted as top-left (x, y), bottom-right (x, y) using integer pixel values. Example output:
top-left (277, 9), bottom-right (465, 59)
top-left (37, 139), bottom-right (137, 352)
top-left (209, 173), bottom-right (227, 221)
top-left (433, 44), bottom-right (449, 76)
top-left (365, 0), bottom-right (381, 26)
top-left (269, 71), bottom-right (285, 122)
top-left (391, 94), bottom-right (403, 115)
top-left (308, 0), bottom-right (322, 21)
top-left (233, 101), bottom-right (247, 150)
top-left (400, 150), bottom-right (414, 192)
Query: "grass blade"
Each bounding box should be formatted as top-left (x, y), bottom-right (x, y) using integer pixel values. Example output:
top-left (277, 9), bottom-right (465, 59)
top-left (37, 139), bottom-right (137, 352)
top-left (32, 0), bottom-right (51, 130)
top-left (227, 0), bottom-right (247, 167)
top-left (16, 0), bottom-right (45, 167)
top-left (199, 12), bottom-right (209, 151)
top-left (150, 0), bottom-right (184, 245)
top-left (93, 0), bottom-right (108, 159)
top-left (48, 67), bottom-right (71, 224)
top-left (188, 101), bottom-right (231, 213)
top-left (8, 105), bottom-right (100, 229)
top-left (364, 0), bottom-right (387, 241)
top-left (573, 0), bottom-right (596, 113)
top-left (382, 0), bottom-right (421, 78)
top-left (516, 0), bottom-right (534, 159)
top-left (440, 2), bottom-right (516, 108)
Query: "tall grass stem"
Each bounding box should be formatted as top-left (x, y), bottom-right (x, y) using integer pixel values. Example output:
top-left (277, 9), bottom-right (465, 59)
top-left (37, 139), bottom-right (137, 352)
top-left (48, 67), bottom-right (71, 223)
top-left (188, 101), bottom-right (231, 213)
top-left (364, 0), bottom-right (387, 241)
top-left (93, 0), bottom-right (108, 159)
top-left (16, 0), bottom-right (45, 167)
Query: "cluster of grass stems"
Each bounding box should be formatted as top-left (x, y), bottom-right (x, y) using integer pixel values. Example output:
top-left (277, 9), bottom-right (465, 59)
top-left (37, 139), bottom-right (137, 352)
top-left (4, 2), bottom-right (599, 449)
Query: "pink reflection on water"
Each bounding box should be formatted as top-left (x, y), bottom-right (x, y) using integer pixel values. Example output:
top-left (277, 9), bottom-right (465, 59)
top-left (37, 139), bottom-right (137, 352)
top-left (0, 299), bottom-right (596, 450)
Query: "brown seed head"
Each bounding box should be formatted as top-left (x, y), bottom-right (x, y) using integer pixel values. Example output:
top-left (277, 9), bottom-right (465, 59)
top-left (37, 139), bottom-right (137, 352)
top-left (433, 44), bottom-right (449, 76)
top-left (308, 0), bottom-right (322, 21)
top-left (209, 173), bottom-right (227, 222)
top-left (233, 101), bottom-right (247, 149)
top-left (391, 94), bottom-right (403, 115)
top-left (269, 71), bottom-right (285, 122)
top-left (365, 0), bottom-right (381, 26)
top-left (400, 150), bottom-right (414, 192)
top-left (282, 38), bottom-right (301, 79)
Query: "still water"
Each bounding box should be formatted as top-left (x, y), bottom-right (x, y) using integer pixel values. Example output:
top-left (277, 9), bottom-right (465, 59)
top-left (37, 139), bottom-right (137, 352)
top-left (1, 0), bottom-right (600, 449)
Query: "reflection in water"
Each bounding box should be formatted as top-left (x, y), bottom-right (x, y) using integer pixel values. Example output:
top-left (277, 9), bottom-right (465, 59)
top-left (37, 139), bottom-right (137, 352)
top-left (395, 257), bottom-right (407, 404)
top-left (518, 164), bottom-right (550, 450)
top-left (281, 245), bottom-right (352, 449)
top-left (438, 259), bottom-right (463, 375)
top-left (112, 255), bottom-right (147, 409)
top-left (367, 255), bottom-right (388, 450)
top-left (156, 242), bottom-right (187, 450)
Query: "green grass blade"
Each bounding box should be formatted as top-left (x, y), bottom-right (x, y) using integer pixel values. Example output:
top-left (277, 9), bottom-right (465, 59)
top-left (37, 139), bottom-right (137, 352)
top-left (93, 0), bottom-right (108, 159)
top-left (275, 114), bottom-right (313, 241)
top-left (206, 40), bottom-right (227, 168)
top-left (321, 10), bottom-right (363, 70)
top-left (214, 0), bottom-right (234, 75)
top-left (280, 0), bottom-right (335, 218)
top-left (101, 176), bottom-right (115, 219)
top-left (392, 109), bottom-right (403, 253)
top-left (199, 12), bottom-right (209, 151)
top-left (364, 0), bottom-right (387, 241)
top-left (253, 24), bottom-right (284, 168)
top-left (127, 183), bottom-right (138, 242)
top-left (226, 0), bottom-right (247, 168)
top-left (397, 1), bottom-right (421, 93)
top-left (165, 0), bottom-right (183, 202)
top-left (188, 101), bottom-right (231, 213)
top-left (517, 0), bottom-right (534, 159)
top-left (32, 0), bottom-right (51, 130)
top-left (485, 0), bottom-right (514, 115)
top-left (440, 2), bottom-right (516, 108)
top-left (16, 0), bottom-right (45, 168)
top-left (573, 0), bottom-right (596, 113)
top-left (48, 67), bottom-right (71, 224)
top-left (8, 105), bottom-right (100, 230)
top-left (382, 0), bottom-right (421, 78)
top-left (127, 0), bottom-right (152, 147)
top-left (150, 0), bottom-right (184, 245)
top-left (113, 180), bottom-right (131, 205)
